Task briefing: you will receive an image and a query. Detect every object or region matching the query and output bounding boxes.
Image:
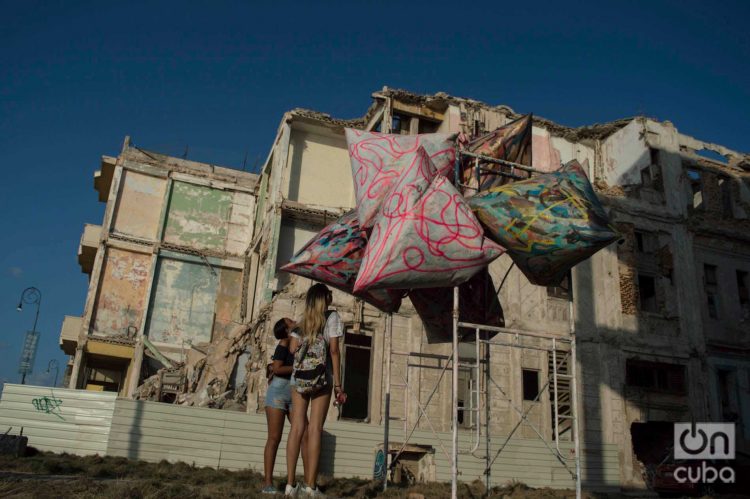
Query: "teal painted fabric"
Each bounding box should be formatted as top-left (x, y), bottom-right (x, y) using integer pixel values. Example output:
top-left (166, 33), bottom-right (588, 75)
top-left (468, 160), bottom-right (620, 286)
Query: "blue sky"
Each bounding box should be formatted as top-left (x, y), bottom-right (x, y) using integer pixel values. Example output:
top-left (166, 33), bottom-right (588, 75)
top-left (1, 0), bottom-right (748, 391)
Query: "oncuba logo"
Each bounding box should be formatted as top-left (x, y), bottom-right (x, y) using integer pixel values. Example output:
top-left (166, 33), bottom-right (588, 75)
top-left (673, 423), bottom-right (735, 484)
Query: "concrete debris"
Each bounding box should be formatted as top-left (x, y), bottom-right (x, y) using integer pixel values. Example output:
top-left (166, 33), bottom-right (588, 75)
top-left (134, 318), bottom-right (267, 411)
top-left (594, 179), bottom-right (626, 197)
top-left (375, 87), bottom-right (634, 142)
top-left (290, 108), bottom-right (367, 130)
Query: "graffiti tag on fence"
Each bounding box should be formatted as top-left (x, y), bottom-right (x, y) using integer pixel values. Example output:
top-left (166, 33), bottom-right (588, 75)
top-left (32, 395), bottom-right (64, 420)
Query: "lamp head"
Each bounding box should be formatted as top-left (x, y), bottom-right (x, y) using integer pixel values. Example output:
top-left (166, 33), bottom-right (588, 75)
top-left (16, 302), bottom-right (23, 312)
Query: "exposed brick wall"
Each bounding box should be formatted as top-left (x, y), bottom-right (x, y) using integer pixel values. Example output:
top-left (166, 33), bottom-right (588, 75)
top-left (616, 223), bottom-right (639, 315)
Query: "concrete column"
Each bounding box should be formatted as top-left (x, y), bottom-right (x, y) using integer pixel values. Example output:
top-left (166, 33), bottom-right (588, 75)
top-left (126, 337), bottom-right (145, 398)
top-left (68, 344), bottom-right (85, 389)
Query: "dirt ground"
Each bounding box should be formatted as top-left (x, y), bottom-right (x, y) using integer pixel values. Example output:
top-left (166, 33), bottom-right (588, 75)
top-left (0, 450), bottom-right (745, 498)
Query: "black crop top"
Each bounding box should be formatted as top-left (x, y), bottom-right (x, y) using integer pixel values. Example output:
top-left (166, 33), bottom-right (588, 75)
top-left (271, 342), bottom-right (295, 379)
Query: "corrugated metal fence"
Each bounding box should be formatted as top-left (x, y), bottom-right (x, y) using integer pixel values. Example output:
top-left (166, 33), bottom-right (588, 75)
top-left (0, 384), bottom-right (619, 489)
top-left (0, 384), bottom-right (117, 456)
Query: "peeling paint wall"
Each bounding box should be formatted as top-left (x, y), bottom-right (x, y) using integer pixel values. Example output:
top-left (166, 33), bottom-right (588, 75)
top-left (146, 255), bottom-right (219, 346)
top-left (226, 191), bottom-right (254, 255)
top-left (111, 170), bottom-right (167, 239)
top-left (532, 129), bottom-right (562, 173)
top-left (91, 248), bottom-right (151, 336)
top-left (213, 266), bottom-right (243, 341)
top-left (164, 181), bottom-right (233, 251)
top-left (602, 120), bottom-right (650, 186)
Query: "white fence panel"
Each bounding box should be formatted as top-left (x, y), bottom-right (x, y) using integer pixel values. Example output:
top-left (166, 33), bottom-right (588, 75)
top-left (0, 384), bottom-right (117, 456)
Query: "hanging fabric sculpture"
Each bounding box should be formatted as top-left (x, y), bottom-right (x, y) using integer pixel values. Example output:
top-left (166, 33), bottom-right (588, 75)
top-left (467, 159), bottom-right (619, 286)
top-left (409, 268), bottom-right (503, 343)
top-left (354, 146), bottom-right (504, 292)
top-left (280, 210), bottom-right (403, 313)
top-left (461, 114), bottom-right (532, 194)
top-left (345, 128), bottom-right (457, 228)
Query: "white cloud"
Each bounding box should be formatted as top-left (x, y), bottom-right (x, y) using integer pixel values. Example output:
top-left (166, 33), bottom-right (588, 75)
top-left (8, 266), bottom-right (23, 278)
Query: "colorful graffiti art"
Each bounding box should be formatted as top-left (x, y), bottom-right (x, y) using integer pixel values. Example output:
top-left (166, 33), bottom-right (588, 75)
top-left (409, 268), bottom-right (503, 343)
top-left (468, 159), bottom-right (619, 286)
top-left (354, 146), bottom-right (504, 292)
top-left (345, 128), bottom-right (457, 228)
top-left (281, 210), bottom-right (403, 313)
top-left (461, 114), bottom-right (533, 194)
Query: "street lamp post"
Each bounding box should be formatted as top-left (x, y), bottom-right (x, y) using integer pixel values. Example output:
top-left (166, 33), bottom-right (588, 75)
top-left (47, 359), bottom-right (60, 387)
top-left (17, 287), bottom-right (42, 385)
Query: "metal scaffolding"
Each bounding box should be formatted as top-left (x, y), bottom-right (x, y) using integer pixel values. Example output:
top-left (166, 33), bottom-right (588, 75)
top-left (380, 151), bottom-right (583, 499)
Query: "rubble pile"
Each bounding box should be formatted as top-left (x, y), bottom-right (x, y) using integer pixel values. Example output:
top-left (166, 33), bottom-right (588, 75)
top-left (134, 309), bottom-right (271, 411)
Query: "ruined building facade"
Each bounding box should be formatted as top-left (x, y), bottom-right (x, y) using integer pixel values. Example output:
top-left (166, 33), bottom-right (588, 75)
top-left (60, 89), bottom-right (750, 489)
top-left (60, 142), bottom-right (258, 401)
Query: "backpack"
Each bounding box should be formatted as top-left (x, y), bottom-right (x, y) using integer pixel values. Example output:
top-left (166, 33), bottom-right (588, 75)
top-left (291, 311), bottom-right (332, 394)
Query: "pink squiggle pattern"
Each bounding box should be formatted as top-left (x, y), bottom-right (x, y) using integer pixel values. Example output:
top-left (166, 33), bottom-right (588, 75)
top-left (345, 129), bottom-right (456, 228)
top-left (354, 147), bottom-right (503, 292)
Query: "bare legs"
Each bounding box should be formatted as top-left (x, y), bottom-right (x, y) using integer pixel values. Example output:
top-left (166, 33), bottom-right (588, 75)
top-left (263, 406), bottom-right (286, 487)
top-left (286, 389), bottom-right (332, 488)
top-left (304, 389), bottom-right (332, 487)
top-left (265, 406), bottom-right (308, 488)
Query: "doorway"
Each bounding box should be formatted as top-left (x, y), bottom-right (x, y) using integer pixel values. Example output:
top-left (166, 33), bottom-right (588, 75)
top-left (341, 332), bottom-right (371, 420)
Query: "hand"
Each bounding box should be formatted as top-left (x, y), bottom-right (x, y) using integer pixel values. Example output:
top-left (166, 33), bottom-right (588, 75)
top-left (334, 386), bottom-right (347, 406)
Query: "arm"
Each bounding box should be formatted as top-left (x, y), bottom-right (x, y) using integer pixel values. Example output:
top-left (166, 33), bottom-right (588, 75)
top-left (289, 335), bottom-right (301, 354)
top-left (272, 362), bottom-right (293, 377)
top-left (327, 311), bottom-right (344, 393)
top-left (329, 336), bottom-right (342, 390)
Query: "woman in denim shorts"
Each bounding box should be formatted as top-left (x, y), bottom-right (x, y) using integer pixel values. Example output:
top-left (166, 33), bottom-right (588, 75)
top-left (262, 318), bottom-right (307, 494)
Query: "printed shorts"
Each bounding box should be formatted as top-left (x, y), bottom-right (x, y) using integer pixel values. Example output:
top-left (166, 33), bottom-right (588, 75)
top-left (265, 376), bottom-right (292, 412)
top-left (290, 368), bottom-right (334, 394)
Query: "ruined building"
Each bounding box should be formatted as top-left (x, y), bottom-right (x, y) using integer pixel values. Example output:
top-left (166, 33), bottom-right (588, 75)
top-left (59, 88), bottom-right (750, 489)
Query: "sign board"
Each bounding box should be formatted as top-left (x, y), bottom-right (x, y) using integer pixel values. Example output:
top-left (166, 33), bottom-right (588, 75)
top-left (18, 330), bottom-right (40, 376)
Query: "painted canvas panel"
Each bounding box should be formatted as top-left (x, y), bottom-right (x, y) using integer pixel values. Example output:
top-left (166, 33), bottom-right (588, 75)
top-left (281, 210), bottom-right (403, 313)
top-left (145, 256), bottom-right (219, 345)
top-left (461, 114), bottom-right (532, 194)
top-left (409, 268), bottom-right (503, 343)
top-left (111, 170), bottom-right (167, 240)
top-left (163, 181), bottom-right (232, 251)
top-left (91, 248), bottom-right (151, 336)
top-left (354, 147), bottom-right (503, 292)
top-left (345, 128), bottom-right (457, 228)
top-left (468, 159), bottom-right (619, 286)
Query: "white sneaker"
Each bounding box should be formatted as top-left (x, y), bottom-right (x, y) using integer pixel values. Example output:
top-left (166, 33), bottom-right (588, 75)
top-left (284, 483), bottom-right (299, 497)
top-left (299, 484), bottom-right (326, 498)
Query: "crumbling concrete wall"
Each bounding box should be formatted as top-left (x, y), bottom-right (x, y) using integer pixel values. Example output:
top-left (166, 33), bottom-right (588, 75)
top-left (164, 181), bottom-right (231, 251)
top-left (144, 254), bottom-right (243, 350)
top-left (601, 120), bottom-right (650, 187)
top-left (91, 247), bottom-right (151, 336)
top-left (71, 90), bottom-right (750, 491)
top-left (111, 170), bottom-right (167, 239)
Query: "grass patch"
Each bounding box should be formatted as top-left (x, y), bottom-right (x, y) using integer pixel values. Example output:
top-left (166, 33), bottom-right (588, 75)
top-left (0, 450), bottom-right (629, 498)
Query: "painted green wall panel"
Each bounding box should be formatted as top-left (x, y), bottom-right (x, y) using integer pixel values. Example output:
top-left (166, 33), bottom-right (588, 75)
top-left (163, 181), bottom-right (232, 250)
top-left (145, 257), bottom-right (218, 345)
